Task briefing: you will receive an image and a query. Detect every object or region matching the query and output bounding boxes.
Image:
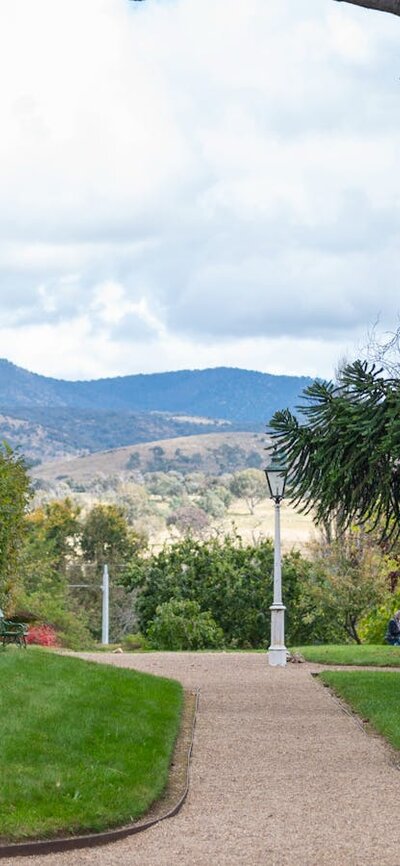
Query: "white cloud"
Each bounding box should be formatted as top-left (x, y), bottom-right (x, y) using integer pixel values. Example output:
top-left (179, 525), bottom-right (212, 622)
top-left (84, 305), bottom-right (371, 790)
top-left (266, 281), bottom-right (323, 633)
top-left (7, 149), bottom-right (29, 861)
top-left (2, 316), bottom-right (359, 381)
top-left (0, 0), bottom-right (398, 380)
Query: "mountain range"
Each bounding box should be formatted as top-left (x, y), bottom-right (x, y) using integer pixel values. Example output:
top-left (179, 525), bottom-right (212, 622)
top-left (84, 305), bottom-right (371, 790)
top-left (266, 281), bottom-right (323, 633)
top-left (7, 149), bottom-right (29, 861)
top-left (0, 359), bottom-right (314, 463)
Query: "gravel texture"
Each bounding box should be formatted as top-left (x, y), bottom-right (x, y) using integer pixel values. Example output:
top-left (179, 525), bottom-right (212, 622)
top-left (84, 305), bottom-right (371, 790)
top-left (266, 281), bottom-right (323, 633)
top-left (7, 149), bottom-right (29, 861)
top-left (5, 651), bottom-right (400, 866)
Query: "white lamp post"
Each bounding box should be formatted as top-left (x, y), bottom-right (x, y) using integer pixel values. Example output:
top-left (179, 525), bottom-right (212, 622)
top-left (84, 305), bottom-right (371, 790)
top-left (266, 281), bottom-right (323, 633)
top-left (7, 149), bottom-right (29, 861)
top-left (101, 564), bottom-right (109, 646)
top-left (264, 447), bottom-right (288, 667)
top-left (68, 565), bottom-right (110, 646)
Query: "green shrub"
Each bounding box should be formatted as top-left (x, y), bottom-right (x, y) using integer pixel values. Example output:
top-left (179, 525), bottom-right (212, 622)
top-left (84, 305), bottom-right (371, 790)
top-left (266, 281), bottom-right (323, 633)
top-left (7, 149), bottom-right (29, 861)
top-left (358, 592), bottom-right (400, 644)
top-left (147, 599), bottom-right (224, 650)
top-left (122, 632), bottom-right (149, 652)
top-left (15, 589), bottom-right (94, 650)
top-left (124, 536), bottom-right (313, 648)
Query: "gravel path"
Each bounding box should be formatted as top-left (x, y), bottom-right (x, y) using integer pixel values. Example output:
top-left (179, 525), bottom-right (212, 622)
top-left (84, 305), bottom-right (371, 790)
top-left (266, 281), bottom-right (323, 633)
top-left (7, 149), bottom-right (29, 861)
top-left (5, 652), bottom-right (400, 866)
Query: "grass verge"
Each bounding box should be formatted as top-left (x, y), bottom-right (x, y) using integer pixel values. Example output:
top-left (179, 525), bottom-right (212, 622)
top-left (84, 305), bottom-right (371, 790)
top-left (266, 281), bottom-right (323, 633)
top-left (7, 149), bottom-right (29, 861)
top-left (319, 670), bottom-right (400, 750)
top-left (0, 649), bottom-right (183, 841)
top-left (292, 644), bottom-right (400, 666)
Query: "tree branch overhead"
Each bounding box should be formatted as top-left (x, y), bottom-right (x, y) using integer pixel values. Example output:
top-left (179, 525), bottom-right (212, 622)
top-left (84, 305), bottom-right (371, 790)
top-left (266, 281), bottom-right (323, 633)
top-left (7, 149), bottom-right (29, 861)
top-left (335, 0), bottom-right (400, 16)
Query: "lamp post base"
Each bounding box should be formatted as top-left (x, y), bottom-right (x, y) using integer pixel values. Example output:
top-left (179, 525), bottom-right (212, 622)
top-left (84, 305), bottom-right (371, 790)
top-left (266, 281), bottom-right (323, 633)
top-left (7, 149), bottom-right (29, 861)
top-left (268, 603), bottom-right (287, 667)
top-left (268, 647), bottom-right (287, 666)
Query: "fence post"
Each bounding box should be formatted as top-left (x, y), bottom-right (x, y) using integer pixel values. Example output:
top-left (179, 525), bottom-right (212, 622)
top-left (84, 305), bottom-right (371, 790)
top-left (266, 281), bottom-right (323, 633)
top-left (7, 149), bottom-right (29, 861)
top-left (102, 564), bottom-right (109, 645)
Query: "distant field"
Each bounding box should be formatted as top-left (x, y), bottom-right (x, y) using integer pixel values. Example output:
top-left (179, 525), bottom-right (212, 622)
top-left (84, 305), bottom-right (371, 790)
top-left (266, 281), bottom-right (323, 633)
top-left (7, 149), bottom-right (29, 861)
top-left (224, 498), bottom-right (314, 550)
top-left (150, 497), bottom-right (314, 552)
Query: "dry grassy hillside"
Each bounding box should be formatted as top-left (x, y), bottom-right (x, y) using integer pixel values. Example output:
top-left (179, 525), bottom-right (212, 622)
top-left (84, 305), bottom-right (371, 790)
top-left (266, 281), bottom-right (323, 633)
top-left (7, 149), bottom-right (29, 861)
top-left (0, 414), bottom-right (72, 463)
top-left (32, 431), bottom-right (267, 482)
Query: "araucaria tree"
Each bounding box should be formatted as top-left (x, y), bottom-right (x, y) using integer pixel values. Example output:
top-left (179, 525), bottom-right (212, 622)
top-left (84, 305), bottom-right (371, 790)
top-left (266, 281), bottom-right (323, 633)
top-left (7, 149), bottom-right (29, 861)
top-left (270, 361), bottom-right (400, 542)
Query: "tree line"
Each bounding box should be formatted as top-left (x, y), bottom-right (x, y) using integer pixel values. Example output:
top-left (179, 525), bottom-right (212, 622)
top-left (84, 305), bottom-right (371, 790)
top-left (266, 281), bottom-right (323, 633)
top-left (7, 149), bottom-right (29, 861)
top-left (3, 351), bottom-right (400, 652)
top-left (0, 439), bottom-right (397, 648)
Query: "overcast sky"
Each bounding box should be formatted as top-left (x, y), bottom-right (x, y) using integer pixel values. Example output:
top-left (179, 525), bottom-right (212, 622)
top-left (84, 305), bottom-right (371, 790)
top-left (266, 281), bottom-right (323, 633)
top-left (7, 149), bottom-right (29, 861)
top-left (0, 0), bottom-right (398, 381)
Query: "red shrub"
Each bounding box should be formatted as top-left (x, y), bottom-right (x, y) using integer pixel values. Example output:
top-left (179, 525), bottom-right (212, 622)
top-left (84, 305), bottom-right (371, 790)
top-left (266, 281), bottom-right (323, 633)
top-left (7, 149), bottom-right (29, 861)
top-left (27, 624), bottom-right (58, 647)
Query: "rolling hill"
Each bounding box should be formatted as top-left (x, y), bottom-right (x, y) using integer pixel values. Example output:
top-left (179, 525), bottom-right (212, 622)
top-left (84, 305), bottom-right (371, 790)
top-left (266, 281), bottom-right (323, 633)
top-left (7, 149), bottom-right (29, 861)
top-left (0, 359), bottom-right (314, 463)
top-left (32, 431), bottom-right (267, 484)
top-left (1, 407), bottom-right (231, 464)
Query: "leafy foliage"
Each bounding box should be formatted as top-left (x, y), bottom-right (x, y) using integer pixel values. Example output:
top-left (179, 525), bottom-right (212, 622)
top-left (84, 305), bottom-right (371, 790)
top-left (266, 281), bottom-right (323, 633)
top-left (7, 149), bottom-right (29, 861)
top-left (358, 589), bottom-right (400, 645)
top-left (270, 361), bottom-right (400, 541)
top-left (303, 530), bottom-right (388, 644)
top-left (27, 624), bottom-right (58, 647)
top-left (15, 499), bottom-right (93, 648)
top-left (229, 469), bottom-right (266, 514)
top-left (195, 489), bottom-right (228, 518)
top-left (122, 632), bottom-right (149, 651)
top-left (0, 444), bottom-right (31, 609)
top-left (13, 500), bottom-right (146, 647)
top-left (124, 536), bottom-right (313, 648)
top-left (147, 599), bottom-right (224, 650)
top-left (78, 504), bottom-right (145, 641)
top-left (166, 505), bottom-right (210, 537)
top-left (24, 501), bottom-right (76, 573)
top-left (81, 504), bottom-right (139, 564)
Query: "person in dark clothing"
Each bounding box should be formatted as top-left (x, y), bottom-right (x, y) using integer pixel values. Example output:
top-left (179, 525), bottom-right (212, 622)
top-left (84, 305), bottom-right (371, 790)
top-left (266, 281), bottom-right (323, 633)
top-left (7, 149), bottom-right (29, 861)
top-left (386, 610), bottom-right (400, 645)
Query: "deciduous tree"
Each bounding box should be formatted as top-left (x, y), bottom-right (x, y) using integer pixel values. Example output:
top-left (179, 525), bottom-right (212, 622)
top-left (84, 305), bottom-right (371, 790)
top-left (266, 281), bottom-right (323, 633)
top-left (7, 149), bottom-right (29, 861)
top-left (229, 469), bottom-right (266, 515)
top-left (305, 529), bottom-right (387, 644)
top-left (0, 445), bottom-right (31, 610)
top-left (81, 504), bottom-right (140, 566)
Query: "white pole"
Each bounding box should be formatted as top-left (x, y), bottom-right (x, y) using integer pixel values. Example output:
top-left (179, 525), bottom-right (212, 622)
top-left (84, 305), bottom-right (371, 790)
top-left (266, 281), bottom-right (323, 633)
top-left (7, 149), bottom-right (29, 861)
top-left (102, 564), bottom-right (109, 645)
top-left (268, 500), bottom-right (287, 666)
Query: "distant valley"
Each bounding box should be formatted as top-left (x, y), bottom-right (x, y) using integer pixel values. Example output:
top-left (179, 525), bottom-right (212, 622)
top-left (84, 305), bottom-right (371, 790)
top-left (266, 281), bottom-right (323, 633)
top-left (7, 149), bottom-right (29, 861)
top-left (0, 359), bottom-right (314, 464)
top-left (32, 430), bottom-right (314, 552)
top-left (0, 356), bottom-right (316, 547)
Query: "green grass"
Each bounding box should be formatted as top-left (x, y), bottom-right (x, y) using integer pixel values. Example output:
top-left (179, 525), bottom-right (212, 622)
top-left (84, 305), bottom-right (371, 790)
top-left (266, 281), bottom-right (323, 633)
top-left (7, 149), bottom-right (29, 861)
top-left (320, 670), bottom-right (400, 750)
top-left (0, 649), bottom-right (183, 841)
top-left (292, 644), bottom-right (400, 666)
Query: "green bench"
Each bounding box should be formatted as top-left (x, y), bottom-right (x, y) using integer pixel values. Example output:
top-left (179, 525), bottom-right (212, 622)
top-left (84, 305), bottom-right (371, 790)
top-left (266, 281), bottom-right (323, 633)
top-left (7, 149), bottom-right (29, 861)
top-left (0, 618), bottom-right (28, 648)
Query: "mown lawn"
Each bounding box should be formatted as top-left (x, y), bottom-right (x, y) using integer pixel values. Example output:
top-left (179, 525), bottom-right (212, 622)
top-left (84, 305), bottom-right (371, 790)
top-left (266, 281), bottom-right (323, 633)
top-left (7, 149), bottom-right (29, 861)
top-left (0, 650), bottom-right (183, 841)
top-left (320, 670), bottom-right (400, 750)
top-left (293, 644), bottom-right (400, 666)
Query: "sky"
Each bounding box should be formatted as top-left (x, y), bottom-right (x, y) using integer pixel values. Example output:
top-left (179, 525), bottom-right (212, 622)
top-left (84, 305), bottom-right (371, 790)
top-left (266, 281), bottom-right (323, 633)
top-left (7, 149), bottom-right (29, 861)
top-left (0, 0), bottom-right (399, 382)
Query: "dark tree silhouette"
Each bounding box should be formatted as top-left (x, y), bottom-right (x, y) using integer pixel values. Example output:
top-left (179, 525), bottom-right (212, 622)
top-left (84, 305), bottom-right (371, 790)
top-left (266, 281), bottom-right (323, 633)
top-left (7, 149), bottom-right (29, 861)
top-left (129, 0), bottom-right (400, 15)
top-left (334, 0), bottom-right (400, 14)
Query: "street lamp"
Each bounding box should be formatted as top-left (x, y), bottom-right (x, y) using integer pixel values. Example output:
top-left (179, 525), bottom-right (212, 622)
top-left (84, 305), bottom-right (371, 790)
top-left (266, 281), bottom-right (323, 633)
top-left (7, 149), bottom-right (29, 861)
top-left (264, 446), bottom-right (288, 667)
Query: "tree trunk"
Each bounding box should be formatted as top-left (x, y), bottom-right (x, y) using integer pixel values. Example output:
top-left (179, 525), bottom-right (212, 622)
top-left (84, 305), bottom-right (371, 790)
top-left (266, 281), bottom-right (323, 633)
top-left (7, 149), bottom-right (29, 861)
top-left (335, 0), bottom-right (400, 15)
top-left (345, 613), bottom-right (362, 644)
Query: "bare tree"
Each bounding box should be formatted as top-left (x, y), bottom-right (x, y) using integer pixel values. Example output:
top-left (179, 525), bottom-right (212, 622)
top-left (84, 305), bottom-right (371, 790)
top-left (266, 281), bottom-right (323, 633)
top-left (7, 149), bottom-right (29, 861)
top-left (334, 0), bottom-right (400, 14)
top-left (365, 320), bottom-right (400, 377)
